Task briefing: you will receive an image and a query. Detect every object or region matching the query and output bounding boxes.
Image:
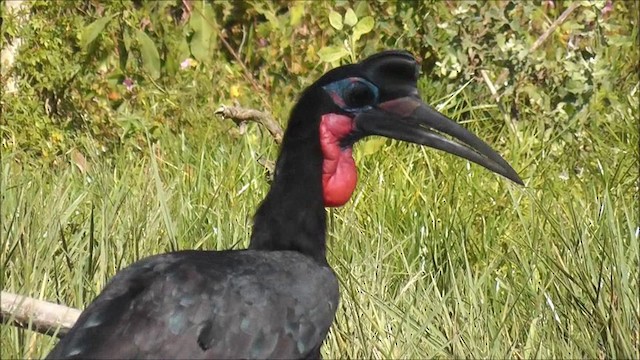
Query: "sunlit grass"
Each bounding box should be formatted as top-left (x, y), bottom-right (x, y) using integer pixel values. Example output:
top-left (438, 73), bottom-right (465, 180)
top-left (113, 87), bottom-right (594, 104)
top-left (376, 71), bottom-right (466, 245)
top-left (2, 84), bottom-right (638, 359)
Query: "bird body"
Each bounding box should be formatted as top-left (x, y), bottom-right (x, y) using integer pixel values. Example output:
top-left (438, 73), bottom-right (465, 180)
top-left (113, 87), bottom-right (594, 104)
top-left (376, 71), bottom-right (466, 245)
top-left (47, 50), bottom-right (522, 359)
top-left (47, 250), bottom-right (338, 359)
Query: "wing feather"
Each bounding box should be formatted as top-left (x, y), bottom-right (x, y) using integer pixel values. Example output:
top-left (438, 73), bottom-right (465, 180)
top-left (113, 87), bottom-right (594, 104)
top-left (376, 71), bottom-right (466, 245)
top-left (47, 250), bottom-right (339, 360)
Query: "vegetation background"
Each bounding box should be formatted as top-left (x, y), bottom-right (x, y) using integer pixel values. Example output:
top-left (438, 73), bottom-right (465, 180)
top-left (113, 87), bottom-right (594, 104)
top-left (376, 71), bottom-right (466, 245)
top-left (1, 0), bottom-right (638, 358)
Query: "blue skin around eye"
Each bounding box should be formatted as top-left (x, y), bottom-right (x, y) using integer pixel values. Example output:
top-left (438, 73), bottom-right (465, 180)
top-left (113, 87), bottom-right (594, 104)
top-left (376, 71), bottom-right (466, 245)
top-left (322, 77), bottom-right (379, 113)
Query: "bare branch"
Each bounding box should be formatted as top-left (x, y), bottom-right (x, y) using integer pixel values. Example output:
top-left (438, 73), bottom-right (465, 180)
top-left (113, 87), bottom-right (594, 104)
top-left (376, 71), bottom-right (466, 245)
top-left (1, 291), bottom-right (80, 338)
top-left (530, 2), bottom-right (582, 53)
top-left (493, 2), bottom-right (582, 90)
top-left (215, 104), bottom-right (283, 144)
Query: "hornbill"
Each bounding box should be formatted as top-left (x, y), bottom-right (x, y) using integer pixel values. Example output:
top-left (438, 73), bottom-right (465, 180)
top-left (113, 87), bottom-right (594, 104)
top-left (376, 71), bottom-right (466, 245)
top-left (47, 50), bottom-right (522, 359)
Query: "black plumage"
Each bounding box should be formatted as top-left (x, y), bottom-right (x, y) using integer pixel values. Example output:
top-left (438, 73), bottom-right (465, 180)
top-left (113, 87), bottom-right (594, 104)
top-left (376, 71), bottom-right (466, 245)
top-left (49, 251), bottom-right (337, 359)
top-left (47, 50), bottom-right (522, 359)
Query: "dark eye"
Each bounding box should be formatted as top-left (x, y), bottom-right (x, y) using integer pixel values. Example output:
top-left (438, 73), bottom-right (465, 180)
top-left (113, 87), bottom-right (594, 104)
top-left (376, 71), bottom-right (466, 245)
top-left (344, 81), bottom-right (376, 109)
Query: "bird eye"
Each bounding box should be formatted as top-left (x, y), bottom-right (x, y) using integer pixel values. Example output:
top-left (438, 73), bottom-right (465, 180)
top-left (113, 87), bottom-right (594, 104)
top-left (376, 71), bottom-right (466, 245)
top-left (344, 81), bottom-right (376, 109)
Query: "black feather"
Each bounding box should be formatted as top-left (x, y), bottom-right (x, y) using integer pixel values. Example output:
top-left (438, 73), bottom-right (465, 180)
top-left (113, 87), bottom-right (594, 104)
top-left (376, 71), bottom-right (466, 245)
top-left (47, 251), bottom-right (339, 359)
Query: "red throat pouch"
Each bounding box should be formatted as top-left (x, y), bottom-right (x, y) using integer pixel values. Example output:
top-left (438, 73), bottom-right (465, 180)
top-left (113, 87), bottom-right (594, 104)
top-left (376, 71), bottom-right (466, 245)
top-left (319, 114), bottom-right (358, 207)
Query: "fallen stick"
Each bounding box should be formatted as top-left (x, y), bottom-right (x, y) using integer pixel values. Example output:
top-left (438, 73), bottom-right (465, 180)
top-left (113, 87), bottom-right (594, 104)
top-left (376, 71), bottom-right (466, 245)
top-left (1, 291), bottom-right (80, 338)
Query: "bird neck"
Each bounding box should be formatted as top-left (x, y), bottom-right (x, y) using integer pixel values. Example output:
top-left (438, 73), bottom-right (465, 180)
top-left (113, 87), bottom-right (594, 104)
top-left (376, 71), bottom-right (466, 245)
top-left (249, 93), bottom-right (329, 263)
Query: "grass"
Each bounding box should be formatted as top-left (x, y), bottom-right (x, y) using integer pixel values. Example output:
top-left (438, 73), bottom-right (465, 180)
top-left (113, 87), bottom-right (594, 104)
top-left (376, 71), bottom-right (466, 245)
top-left (2, 10), bottom-right (639, 353)
top-left (2, 78), bottom-right (638, 359)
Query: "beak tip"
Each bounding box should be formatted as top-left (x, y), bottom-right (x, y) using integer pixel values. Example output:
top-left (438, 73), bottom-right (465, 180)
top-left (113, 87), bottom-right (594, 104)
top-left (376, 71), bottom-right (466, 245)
top-left (506, 171), bottom-right (524, 186)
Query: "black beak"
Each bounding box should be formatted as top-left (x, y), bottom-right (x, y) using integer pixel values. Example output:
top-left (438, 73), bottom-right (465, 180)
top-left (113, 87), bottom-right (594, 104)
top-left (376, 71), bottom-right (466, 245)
top-left (354, 96), bottom-right (523, 185)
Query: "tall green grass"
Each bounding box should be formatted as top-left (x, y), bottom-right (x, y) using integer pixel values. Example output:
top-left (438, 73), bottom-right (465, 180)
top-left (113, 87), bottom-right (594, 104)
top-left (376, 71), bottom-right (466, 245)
top-left (2, 85), bottom-right (638, 359)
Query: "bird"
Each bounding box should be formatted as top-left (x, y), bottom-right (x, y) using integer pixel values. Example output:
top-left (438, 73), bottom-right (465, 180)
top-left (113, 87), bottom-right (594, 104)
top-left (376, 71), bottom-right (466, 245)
top-left (46, 50), bottom-right (522, 359)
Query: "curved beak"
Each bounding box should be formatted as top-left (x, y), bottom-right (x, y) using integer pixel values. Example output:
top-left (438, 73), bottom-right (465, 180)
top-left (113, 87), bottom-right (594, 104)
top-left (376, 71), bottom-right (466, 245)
top-left (354, 96), bottom-right (523, 185)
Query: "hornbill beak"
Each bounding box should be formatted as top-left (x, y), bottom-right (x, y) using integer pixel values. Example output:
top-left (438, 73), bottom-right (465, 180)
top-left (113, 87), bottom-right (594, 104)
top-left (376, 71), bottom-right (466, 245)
top-left (354, 96), bottom-right (524, 185)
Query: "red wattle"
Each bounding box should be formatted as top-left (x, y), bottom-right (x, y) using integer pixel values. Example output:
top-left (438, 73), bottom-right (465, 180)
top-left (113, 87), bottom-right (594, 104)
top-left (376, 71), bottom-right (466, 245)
top-left (319, 114), bottom-right (358, 207)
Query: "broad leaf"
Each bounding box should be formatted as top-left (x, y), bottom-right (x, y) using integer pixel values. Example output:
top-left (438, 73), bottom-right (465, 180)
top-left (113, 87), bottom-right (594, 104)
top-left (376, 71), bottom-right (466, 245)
top-left (353, 16), bottom-right (374, 42)
top-left (80, 14), bottom-right (116, 50)
top-left (329, 10), bottom-right (343, 30)
top-left (136, 29), bottom-right (161, 79)
top-left (318, 46), bottom-right (349, 63)
top-left (290, 3), bottom-right (305, 26)
top-left (361, 137), bottom-right (386, 157)
top-left (189, 3), bottom-right (214, 62)
top-left (344, 8), bottom-right (358, 27)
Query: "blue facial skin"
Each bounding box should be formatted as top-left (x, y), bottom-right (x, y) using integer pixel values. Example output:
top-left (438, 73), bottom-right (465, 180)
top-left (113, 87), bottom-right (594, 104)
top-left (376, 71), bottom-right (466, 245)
top-left (322, 77), bottom-right (379, 113)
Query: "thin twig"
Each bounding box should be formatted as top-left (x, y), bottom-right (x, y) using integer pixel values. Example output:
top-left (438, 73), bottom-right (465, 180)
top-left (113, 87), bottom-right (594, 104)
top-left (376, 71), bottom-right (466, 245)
top-left (480, 69), bottom-right (499, 100)
top-left (530, 2), bottom-right (582, 53)
top-left (190, 6), bottom-right (272, 112)
top-left (1, 291), bottom-right (81, 338)
top-left (493, 2), bottom-right (582, 89)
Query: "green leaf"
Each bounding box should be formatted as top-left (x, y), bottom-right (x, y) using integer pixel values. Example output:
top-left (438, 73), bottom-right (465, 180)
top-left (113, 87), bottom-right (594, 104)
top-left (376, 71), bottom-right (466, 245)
top-left (136, 29), bottom-right (161, 79)
top-left (355, 1), bottom-right (369, 17)
top-left (290, 3), bottom-right (305, 26)
top-left (344, 8), bottom-right (358, 27)
top-left (329, 10), bottom-right (343, 30)
top-left (189, 3), bottom-right (214, 63)
top-left (117, 30), bottom-right (129, 71)
top-left (256, 5), bottom-right (280, 30)
top-left (360, 137), bottom-right (386, 157)
top-left (352, 16), bottom-right (374, 41)
top-left (79, 14), bottom-right (116, 50)
top-left (318, 46), bottom-right (349, 63)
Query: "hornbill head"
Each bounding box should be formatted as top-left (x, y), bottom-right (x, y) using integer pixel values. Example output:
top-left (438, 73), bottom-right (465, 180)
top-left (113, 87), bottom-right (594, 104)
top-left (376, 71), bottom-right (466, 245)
top-left (307, 50), bottom-right (523, 207)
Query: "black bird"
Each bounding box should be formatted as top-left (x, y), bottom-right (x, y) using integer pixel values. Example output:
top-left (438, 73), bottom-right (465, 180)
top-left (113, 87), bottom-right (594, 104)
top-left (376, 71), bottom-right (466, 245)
top-left (47, 51), bottom-right (522, 359)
